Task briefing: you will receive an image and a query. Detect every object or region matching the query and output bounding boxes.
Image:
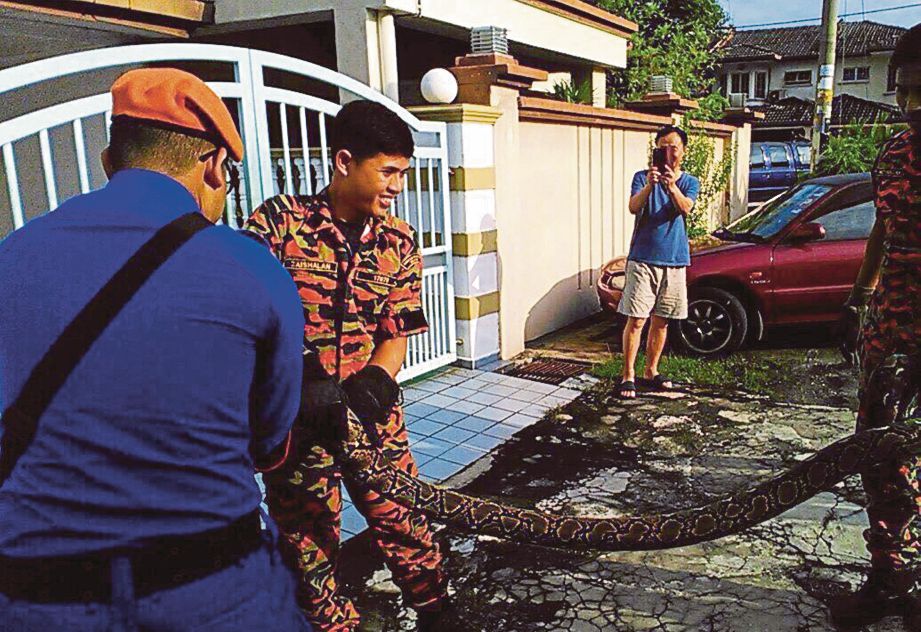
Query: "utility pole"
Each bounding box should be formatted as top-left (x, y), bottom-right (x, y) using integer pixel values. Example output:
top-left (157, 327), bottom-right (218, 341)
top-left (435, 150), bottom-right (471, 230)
top-left (811, 0), bottom-right (839, 166)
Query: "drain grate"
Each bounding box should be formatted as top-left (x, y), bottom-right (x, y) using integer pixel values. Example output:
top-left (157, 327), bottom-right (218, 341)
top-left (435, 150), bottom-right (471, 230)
top-left (501, 359), bottom-right (590, 385)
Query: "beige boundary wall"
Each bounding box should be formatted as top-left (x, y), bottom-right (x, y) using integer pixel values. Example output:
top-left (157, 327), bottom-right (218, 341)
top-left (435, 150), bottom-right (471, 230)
top-left (416, 54), bottom-right (755, 363)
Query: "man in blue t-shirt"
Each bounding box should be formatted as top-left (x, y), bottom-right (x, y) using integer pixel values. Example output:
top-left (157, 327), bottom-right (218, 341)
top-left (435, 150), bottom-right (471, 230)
top-left (618, 125), bottom-right (700, 398)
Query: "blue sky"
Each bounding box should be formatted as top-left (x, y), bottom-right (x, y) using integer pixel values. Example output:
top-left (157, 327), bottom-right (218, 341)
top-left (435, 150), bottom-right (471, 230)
top-left (718, 0), bottom-right (921, 29)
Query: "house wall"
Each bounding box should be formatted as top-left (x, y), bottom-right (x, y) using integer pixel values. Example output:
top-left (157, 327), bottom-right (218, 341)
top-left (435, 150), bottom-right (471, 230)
top-left (504, 121), bottom-right (647, 343)
top-left (721, 52), bottom-right (895, 105)
top-left (488, 97), bottom-right (748, 355)
top-left (721, 51), bottom-right (897, 106)
top-left (214, 0), bottom-right (631, 70)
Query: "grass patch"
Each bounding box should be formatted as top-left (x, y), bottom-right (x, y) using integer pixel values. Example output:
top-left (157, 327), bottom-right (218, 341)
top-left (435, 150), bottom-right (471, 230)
top-left (592, 352), bottom-right (772, 393)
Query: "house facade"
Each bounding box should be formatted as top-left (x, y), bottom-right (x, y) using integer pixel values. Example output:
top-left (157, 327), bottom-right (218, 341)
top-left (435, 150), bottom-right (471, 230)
top-left (0, 0), bottom-right (754, 369)
top-left (717, 21), bottom-right (904, 108)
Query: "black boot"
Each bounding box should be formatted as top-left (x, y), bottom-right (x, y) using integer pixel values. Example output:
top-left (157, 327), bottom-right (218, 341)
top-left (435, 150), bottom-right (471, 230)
top-left (415, 598), bottom-right (453, 632)
top-left (830, 570), bottom-right (918, 629)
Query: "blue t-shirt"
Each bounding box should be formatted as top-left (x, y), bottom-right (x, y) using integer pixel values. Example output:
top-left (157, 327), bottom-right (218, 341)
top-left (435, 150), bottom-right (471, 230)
top-left (628, 170), bottom-right (701, 267)
top-left (0, 169), bottom-right (305, 557)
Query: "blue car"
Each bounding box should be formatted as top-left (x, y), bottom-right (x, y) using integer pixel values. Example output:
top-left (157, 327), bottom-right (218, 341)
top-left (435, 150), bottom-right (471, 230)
top-left (749, 141), bottom-right (812, 205)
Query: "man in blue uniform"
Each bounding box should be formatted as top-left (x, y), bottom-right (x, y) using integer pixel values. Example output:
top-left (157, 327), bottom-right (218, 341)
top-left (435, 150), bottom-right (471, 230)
top-left (0, 68), bottom-right (311, 630)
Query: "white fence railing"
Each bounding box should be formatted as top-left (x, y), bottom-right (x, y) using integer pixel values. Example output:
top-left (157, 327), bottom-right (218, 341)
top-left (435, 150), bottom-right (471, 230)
top-left (0, 44), bottom-right (456, 380)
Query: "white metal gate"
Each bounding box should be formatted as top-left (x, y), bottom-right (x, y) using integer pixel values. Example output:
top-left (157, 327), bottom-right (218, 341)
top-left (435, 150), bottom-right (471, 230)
top-left (0, 44), bottom-right (456, 380)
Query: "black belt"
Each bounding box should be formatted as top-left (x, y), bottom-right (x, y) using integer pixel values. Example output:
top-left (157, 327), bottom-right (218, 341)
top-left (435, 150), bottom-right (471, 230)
top-left (0, 510), bottom-right (262, 603)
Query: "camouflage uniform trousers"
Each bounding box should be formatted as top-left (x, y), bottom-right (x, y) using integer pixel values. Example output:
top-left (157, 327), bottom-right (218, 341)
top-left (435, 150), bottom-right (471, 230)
top-left (263, 404), bottom-right (445, 632)
top-left (858, 262), bottom-right (921, 577)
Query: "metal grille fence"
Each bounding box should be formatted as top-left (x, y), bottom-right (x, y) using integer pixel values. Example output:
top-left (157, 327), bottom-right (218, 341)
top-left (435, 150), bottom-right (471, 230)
top-left (0, 44), bottom-right (456, 380)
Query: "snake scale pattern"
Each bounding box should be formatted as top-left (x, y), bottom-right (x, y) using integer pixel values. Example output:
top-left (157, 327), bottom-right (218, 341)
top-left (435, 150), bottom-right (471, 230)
top-left (333, 357), bottom-right (921, 551)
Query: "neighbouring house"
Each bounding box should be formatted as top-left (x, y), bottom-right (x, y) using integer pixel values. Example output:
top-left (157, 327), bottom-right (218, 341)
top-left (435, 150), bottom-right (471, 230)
top-left (717, 20), bottom-right (905, 141)
top-left (753, 93), bottom-right (901, 141)
top-left (1, 0), bottom-right (753, 371)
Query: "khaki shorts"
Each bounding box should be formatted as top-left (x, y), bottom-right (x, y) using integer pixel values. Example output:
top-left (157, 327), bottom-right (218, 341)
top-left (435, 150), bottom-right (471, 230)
top-left (617, 260), bottom-right (688, 320)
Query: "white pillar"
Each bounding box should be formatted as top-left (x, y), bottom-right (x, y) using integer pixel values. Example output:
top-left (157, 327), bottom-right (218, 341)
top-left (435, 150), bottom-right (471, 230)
top-left (333, 7), bottom-right (399, 102)
top-left (591, 66), bottom-right (607, 108)
top-left (378, 11), bottom-right (399, 102)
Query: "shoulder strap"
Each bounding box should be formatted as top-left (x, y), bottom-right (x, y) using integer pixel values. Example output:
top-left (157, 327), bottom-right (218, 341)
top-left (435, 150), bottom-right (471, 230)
top-left (0, 212), bottom-right (212, 486)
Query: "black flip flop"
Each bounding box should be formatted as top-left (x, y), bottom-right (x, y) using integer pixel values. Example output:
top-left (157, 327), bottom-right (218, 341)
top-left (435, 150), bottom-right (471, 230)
top-left (617, 380), bottom-right (637, 399)
top-left (640, 374), bottom-right (674, 390)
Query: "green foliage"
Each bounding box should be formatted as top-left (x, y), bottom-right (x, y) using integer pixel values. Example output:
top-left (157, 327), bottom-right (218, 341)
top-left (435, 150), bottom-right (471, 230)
top-left (553, 78), bottom-right (595, 105)
top-left (813, 123), bottom-right (899, 176)
top-left (679, 127), bottom-right (735, 238)
top-left (595, 0), bottom-right (729, 103)
top-left (691, 93), bottom-right (730, 122)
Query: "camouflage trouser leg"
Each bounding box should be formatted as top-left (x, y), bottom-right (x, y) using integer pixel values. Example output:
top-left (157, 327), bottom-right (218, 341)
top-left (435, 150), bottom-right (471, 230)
top-left (264, 444), bottom-right (359, 632)
top-left (344, 405), bottom-right (447, 610)
top-left (263, 405), bottom-right (446, 631)
top-left (858, 346), bottom-right (921, 576)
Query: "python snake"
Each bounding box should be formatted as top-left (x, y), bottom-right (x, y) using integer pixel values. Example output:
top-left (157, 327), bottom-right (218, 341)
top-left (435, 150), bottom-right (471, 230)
top-left (331, 356), bottom-right (921, 551)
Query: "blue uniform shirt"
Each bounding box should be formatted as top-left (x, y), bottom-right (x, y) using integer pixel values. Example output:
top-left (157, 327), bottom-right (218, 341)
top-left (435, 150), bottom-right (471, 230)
top-left (628, 170), bottom-right (701, 267)
top-left (0, 169), bottom-right (305, 557)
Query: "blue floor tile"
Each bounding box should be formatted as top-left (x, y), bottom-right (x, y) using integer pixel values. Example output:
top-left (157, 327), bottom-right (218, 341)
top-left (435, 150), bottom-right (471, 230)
top-left (455, 416), bottom-right (495, 433)
top-left (341, 505), bottom-right (368, 534)
top-left (411, 436), bottom-right (455, 457)
top-left (465, 433), bottom-right (504, 451)
top-left (430, 425), bottom-right (476, 445)
top-left (440, 445), bottom-right (485, 466)
top-left (473, 406), bottom-right (514, 422)
top-left (419, 458), bottom-right (461, 482)
top-left (405, 418), bottom-right (444, 437)
top-left (484, 424), bottom-right (519, 439)
top-left (404, 402), bottom-right (441, 418)
top-left (425, 408), bottom-right (467, 425)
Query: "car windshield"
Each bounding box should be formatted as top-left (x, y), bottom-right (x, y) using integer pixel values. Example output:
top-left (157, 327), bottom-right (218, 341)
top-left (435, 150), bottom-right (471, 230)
top-left (724, 183), bottom-right (833, 240)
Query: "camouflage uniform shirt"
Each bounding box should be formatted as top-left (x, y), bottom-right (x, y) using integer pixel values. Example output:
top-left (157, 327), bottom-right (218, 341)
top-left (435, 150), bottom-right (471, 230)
top-left (244, 192), bottom-right (428, 379)
top-left (862, 127), bottom-right (921, 364)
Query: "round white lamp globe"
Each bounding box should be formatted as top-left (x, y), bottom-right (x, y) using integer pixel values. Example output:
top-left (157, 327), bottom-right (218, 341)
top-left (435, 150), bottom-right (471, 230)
top-left (421, 68), bottom-right (458, 104)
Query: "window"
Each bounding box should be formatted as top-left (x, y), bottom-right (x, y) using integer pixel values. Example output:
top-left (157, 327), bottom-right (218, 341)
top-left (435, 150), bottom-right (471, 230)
top-left (750, 145), bottom-right (766, 168)
top-left (730, 72), bottom-right (750, 96)
top-left (815, 200), bottom-right (876, 241)
top-left (784, 70), bottom-right (812, 86)
top-left (795, 143), bottom-right (812, 168)
top-left (888, 66), bottom-right (898, 92)
top-left (842, 66), bottom-right (870, 82)
top-left (765, 145), bottom-right (791, 167)
top-left (754, 71), bottom-right (768, 99)
top-left (728, 184), bottom-right (833, 240)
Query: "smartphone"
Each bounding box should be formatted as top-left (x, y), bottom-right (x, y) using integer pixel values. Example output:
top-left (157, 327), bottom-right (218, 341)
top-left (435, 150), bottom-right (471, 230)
top-left (652, 148), bottom-right (667, 171)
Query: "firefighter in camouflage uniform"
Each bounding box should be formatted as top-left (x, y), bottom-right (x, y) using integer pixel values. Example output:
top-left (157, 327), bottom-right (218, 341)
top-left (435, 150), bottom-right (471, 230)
top-left (834, 23), bottom-right (921, 630)
top-left (244, 101), bottom-right (447, 632)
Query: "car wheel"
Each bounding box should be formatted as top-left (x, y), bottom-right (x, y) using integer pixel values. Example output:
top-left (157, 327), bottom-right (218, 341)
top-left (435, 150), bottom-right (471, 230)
top-left (672, 287), bottom-right (748, 356)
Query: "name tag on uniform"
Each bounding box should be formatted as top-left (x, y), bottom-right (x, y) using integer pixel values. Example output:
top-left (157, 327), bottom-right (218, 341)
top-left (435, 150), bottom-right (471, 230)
top-left (284, 258), bottom-right (336, 274)
top-left (355, 270), bottom-right (397, 288)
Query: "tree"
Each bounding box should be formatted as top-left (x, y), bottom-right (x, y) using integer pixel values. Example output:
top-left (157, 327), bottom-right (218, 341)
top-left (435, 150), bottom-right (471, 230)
top-left (594, 0), bottom-right (730, 106)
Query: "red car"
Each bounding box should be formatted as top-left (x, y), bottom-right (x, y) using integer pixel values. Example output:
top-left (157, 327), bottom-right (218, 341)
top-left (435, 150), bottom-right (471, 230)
top-left (597, 173), bottom-right (874, 356)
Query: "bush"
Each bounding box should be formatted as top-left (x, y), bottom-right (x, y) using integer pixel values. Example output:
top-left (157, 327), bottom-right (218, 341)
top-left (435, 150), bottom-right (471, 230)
top-left (813, 124), bottom-right (900, 176)
top-left (691, 93), bottom-right (730, 123)
top-left (552, 78), bottom-right (594, 105)
top-left (681, 127), bottom-right (735, 239)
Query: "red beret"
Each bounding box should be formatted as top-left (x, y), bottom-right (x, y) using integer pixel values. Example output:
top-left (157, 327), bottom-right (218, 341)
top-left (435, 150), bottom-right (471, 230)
top-left (111, 68), bottom-right (244, 162)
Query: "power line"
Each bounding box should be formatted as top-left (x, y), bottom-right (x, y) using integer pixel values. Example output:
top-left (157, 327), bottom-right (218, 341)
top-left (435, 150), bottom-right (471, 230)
top-left (735, 1), bottom-right (921, 29)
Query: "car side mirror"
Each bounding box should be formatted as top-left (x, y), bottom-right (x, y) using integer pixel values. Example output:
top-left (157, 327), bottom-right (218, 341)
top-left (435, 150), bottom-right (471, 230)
top-left (788, 221), bottom-right (826, 242)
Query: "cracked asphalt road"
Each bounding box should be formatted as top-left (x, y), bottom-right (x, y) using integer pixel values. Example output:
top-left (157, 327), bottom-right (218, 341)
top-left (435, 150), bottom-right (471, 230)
top-left (337, 323), bottom-right (908, 631)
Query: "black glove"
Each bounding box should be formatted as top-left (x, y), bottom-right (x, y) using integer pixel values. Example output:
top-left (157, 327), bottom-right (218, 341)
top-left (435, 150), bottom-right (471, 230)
top-left (835, 286), bottom-right (873, 366)
top-left (294, 352), bottom-right (351, 452)
top-left (341, 365), bottom-right (401, 447)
